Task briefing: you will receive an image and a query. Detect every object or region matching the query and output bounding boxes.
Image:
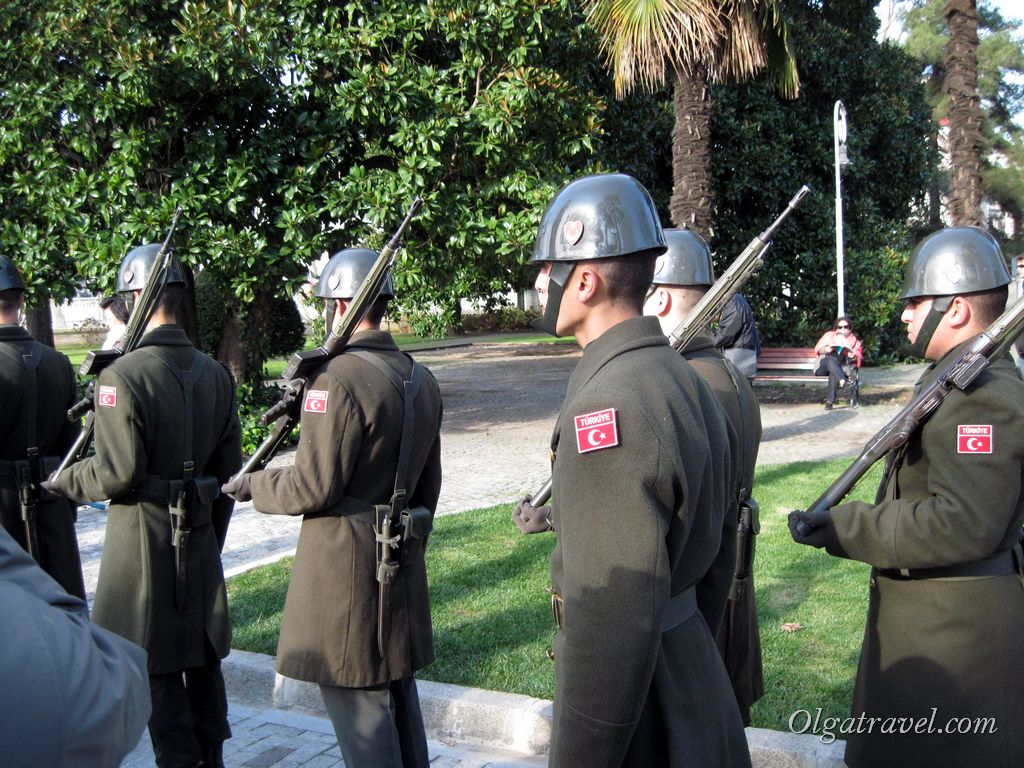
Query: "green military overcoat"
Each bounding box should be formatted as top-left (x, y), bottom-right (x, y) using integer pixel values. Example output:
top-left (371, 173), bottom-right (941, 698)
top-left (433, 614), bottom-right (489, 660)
top-left (53, 326), bottom-right (241, 674)
top-left (250, 331), bottom-right (443, 688)
top-left (827, 345), bottom-right (1024, 767)
top-left (0, 324), bottom-right (85, 598)
top-left (680, 332), bottom-right (764, 724)
top-left (548, 317), bottom-right (750, 768)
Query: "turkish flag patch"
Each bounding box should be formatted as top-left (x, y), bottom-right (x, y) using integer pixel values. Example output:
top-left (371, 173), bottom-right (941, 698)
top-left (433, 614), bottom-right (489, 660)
top-left (574, 408), bottom-right (620, 454)
top-left (957, 424), bottom-right (992, 454)
top-left (303, 389), bottom-right (329, 414)
top-left (97, 385), bottom-right (117, 408)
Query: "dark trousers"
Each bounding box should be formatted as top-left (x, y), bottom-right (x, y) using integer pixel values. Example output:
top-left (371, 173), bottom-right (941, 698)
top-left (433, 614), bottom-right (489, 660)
top-left (815, 356), bottom-right (846, 404)
top-left (148, 646), bottom-right (230, 768)
top-left (319, 676), bottom-right (429, 768)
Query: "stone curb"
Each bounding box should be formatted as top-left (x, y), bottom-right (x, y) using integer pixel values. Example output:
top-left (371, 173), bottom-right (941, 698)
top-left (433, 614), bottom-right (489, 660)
top-left (222, 650), bottom-right (847, 767)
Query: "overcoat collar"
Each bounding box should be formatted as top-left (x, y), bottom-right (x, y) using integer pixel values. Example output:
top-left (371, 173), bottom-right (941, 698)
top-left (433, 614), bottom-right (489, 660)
top-left (346, 329), bottom-right (399, 352)
top-left (137, 324), bottom-right (192, 348)
top-left (565, 315), bottom-right (669, 400)
top-left (0, 325), bottom-right (33, 343)
top-left (675, 330), bottom-right (716, 357)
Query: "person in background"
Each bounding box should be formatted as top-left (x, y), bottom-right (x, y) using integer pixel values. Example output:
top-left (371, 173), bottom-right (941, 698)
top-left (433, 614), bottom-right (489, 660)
top-left (0, 525), bottom-right (151, 767)
top-left (643, 228), bottom-right (764, 725)
top-left (100, 294), bottom-right (130, 350)
top-left (223, 248), bottom-right (443, 768)
top-left (813, 316), bottom-right (863, 410)
top-left (0, 255), bottom-right (86, 599)
top-left (713, 292), bottom-right (761, 377)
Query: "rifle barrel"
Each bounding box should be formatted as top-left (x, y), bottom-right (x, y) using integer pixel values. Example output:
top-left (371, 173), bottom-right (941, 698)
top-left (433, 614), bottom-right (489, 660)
top-left (803, 293), bottom-right (1024, 518)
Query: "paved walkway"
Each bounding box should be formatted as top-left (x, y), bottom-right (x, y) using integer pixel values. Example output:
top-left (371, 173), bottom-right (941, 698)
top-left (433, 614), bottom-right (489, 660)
top-left (77, 338), bottom-right (922, 766)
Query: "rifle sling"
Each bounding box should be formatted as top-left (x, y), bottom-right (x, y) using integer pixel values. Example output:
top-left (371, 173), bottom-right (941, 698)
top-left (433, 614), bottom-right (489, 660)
top-left (349, 348), bottom-right (423, 658)
top-left (139, 346), bottom-right (203, 610)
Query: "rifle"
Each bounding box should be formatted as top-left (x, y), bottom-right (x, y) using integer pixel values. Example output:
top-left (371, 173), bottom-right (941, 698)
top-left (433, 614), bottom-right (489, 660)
top-left (234, 196), bottom-right (424, 478)
top-left (798, 293), bottom-right (1024, 534)
top-left (527, 186), bottom-right (811, 508)
top-left (51, 207), bottom-right (184, 481)
top-left (667, 185), bottom-right (810, 351)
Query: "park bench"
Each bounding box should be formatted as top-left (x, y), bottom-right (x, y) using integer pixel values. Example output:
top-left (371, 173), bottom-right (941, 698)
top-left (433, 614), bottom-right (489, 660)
top-left (752, 346), bottom-right (859, 406)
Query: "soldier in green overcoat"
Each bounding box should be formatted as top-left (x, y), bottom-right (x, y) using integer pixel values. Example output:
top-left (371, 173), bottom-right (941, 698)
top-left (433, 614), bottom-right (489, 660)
top-left (644, 228), bottom-right (764, 725)
top-left (527, 174), bottom-right (750, 767)
top-left (48, 245), bottom-right (242, 768)
top-left (0, 255), bottom-right (85, 599)
top-left (791, 227), bottom-right (1024, 767)
top-left (223, 248), bottom-right (443, 768)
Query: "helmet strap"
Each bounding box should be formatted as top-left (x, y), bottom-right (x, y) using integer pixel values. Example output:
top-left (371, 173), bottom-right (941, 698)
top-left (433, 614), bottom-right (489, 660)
top-left (531, 262), bottom-right (575, 337)
top-left (905, 295), bottom-right (953, 359)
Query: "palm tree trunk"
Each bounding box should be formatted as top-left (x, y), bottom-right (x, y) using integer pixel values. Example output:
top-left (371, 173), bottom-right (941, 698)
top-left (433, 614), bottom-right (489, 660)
top-left (944, 0), bottom-right (983, 226)
top-left (670, 66), bottom-right (714, 239)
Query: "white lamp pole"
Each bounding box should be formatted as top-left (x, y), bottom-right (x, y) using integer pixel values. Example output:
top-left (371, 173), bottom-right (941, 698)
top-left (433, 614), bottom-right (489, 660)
top-left (834, 100), bottom-right (850, 319)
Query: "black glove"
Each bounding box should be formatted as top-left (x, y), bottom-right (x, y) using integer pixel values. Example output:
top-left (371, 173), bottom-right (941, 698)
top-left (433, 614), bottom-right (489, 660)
top-left (512, 496), bottom-right (553, 534)
top-left (221, 474), bottom-right (253, 503)
top-left (788, 508), bottom-right (829, 549)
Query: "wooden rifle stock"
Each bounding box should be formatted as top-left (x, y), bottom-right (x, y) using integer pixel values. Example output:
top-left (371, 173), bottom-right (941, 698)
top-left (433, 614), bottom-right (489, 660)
top-left (235, 197), bottom-right (424, 478)
top-left (798, 294), bottom-right (1024, 534)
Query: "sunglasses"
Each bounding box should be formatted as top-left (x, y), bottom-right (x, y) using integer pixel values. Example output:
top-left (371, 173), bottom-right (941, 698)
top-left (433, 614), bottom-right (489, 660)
top-left (837, 324), bottom-right (850, 329)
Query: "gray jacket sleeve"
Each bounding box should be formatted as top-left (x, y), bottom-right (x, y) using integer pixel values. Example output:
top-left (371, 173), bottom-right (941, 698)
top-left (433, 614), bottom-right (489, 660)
top-left (0, 527), bottom-right (152, 767)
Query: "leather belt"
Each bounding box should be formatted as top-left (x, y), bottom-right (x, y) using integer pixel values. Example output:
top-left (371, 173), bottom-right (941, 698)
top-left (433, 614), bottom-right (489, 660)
top-left (876, 546), bottom-right (1018, 580)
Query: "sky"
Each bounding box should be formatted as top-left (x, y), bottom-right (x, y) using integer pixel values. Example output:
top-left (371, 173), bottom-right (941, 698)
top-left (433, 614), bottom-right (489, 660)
top-left (876, 0), bottom-right (1022, 43)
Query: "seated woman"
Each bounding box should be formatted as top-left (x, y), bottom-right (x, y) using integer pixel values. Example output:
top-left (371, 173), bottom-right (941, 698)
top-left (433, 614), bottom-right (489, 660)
top-left (813, 317), bottom-right (863, 410)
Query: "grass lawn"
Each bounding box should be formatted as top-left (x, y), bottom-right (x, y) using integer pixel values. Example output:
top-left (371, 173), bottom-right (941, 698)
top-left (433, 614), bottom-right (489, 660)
top-left (227, 457), bottom-right (880, 730)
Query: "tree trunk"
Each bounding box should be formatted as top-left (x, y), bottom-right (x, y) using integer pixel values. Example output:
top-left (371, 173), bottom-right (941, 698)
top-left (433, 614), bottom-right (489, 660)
top-left (25, 299), bottom-right (55, 348)
top-left (670, 67), bottom-right (714, 239)
top-left (944, 0), bottom-right (983, 226)
top-left (217, 312), bottom-right (247, 384)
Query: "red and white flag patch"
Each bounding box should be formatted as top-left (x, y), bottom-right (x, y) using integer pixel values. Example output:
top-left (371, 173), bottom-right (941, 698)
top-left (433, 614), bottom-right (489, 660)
top-left (98, 385), bottom-right (117, 408)
top-left (957, 424), bottom-right (992, 454)
top-left (303, 389), bottom-right (329, 414)
top-left (574, 408), bottom-right (620, 454)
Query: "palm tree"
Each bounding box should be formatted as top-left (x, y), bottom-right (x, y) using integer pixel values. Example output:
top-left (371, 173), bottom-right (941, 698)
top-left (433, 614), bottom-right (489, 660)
top-left (585, 0), bottom-right (799, 238)
top-left (944, 0), bottom-right (983, 225)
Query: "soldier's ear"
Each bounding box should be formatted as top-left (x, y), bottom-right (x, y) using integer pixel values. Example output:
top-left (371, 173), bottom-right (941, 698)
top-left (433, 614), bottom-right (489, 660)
top-left (945, 295), bottom-right (972, 329)
top-left (574, 265), bottom-right (601, 305)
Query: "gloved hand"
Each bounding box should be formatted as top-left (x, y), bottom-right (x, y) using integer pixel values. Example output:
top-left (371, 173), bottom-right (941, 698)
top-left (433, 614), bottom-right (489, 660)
top-left (788, 508), bottom-right (829, 549)
top-left (512, 496), bottom-right (553, 534)
top-left (221, 473), bottom-right (253, 503)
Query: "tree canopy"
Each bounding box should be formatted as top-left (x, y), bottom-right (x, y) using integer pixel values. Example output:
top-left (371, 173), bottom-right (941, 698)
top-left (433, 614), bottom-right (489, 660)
top-left (1, 0), bottom-right (944, 364)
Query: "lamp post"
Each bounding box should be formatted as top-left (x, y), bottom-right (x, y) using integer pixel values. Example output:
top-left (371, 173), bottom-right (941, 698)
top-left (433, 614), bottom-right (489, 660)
top-left (834, 100), bottom-right (850, 318)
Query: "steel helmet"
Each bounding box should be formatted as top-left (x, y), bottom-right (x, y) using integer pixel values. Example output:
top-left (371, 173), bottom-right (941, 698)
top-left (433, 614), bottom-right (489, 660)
top-left (316, 248), bottom-right (394, 300)
top-left (0, 255), bottom-right (26, 292)
top-left (117, 244), bottom-right (187, 292)
top-left (529, 173), bottom-right (666, 336)
top-left (530, 173), bottom-right (666, 264)
top-left (651, 229), bottom-right (715, 287)
top-left (900, 226), bottom-right (1009, 300)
